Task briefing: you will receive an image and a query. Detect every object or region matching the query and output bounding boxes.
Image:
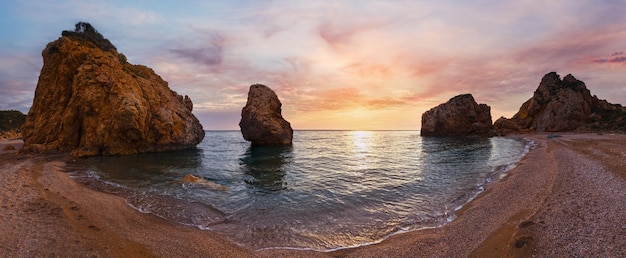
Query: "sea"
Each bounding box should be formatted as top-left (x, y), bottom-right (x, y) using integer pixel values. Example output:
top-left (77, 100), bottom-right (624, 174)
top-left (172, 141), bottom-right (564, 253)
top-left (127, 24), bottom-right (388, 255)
top-left (66, 130), bottom-right (533, 251)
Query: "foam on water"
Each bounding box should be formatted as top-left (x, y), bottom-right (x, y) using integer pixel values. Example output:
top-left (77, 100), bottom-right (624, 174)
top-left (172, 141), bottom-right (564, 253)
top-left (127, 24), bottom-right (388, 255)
top-left (67, 131), bottom-right (533, 251)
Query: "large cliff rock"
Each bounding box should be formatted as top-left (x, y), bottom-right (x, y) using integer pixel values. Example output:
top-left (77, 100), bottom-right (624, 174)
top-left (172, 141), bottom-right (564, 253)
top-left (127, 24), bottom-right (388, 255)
top-left (494, 72), bottom-right (625, 133)
top-left (239, 84), bottom-right (293, 146)
top-left (421, 94), bottom-right (493, 136)
top-left (21, 22), bottom-right (204, 157)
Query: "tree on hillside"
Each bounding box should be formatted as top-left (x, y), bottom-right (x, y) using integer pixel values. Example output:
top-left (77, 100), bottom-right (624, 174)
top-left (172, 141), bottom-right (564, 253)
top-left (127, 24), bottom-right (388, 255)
top-left (74, 21), bottom-right (98, 34)
top-left (62, 21), bottom-right (117, 52)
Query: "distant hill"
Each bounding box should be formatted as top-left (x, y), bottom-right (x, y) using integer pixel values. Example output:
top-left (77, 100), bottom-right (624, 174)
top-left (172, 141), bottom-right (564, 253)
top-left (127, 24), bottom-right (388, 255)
top-left (0, 110), bottom-right (26, 132)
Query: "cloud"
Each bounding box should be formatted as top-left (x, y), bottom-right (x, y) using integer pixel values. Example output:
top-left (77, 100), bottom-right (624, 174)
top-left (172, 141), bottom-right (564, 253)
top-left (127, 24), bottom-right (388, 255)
top-left (168, 30), bottom-right (226, 68)
top-left (591, 52), bottom-right (626, 65)
top-left (340, 62), bottom-right (391, 78)
top-left (3, 0), bottom-right (626, 130)
top-left (193, 108), bottom-right (242, 130)
top-left (284, 86), bottom-right (412, 113)
top-left (169, 47), bottom-right (223, 67)
top-left (0, 54), bottom-right (40, 113)
top-left (316, 14), bottom-right (398, 51)
top-left (0, 79), bottom-right (35, 113)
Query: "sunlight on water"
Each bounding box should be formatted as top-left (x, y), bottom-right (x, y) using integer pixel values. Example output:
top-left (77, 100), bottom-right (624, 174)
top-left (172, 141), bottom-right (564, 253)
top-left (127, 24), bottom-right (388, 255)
top-left (68, 131), bottom-right (531, 251)
top-left (349, 131), bottom-right (374, 170)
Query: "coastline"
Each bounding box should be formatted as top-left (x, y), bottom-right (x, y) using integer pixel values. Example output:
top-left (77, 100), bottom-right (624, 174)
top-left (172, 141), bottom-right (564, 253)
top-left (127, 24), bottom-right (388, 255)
top-left (1, 133), bottom-right (625, 257)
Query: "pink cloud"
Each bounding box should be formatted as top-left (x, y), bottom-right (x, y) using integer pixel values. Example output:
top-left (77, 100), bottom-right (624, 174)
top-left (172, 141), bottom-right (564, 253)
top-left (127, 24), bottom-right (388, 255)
top-left (317, 18), bottom-right (396, 51)
top-left (340, 62), bottom-right (391, 78)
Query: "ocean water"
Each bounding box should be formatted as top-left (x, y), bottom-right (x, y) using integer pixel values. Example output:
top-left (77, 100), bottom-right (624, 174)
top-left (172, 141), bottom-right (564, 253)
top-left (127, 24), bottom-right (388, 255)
top-left (67, 131), bottom-right (532, 251)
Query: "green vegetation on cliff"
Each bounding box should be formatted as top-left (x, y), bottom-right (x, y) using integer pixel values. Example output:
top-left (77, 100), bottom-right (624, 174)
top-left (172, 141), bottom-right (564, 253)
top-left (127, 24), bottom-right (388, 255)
top-left (0, 110), bottom-right (26, 132)
top-left (61, 22), bottom-right (117, 52)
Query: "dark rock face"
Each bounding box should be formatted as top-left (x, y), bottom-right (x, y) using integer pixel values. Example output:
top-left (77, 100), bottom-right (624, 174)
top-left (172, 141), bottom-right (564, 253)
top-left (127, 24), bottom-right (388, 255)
top-left (421, 94), bottom-right (493, 136)
top-left (494, 72), bottom-right (626, 133)
top-left (239, 84), bottom-right (293, 146)
top-left (21, 22), bottom-right (204, 157)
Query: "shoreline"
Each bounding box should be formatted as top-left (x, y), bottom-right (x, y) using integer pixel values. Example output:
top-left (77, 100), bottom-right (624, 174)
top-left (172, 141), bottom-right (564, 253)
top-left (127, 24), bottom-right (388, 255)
top-left (1, 133), bottom-right (625, 257)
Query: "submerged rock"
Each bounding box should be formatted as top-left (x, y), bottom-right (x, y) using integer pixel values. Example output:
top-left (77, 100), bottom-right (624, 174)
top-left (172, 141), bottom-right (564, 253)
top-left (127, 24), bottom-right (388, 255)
top-left (239, 84), bottom-right (293, 146)
top-left (180, 174), bottom-right (228, 191)
top-left (21, 22), bottom-right (204, 157)
top-left (421, 94), bottom-right (493, 136)
top-left (494, 72), bottom-right (626, 133)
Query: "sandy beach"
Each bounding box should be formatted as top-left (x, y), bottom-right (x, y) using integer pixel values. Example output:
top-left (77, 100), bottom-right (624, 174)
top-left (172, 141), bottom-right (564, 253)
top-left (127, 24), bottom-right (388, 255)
top-left (1, 133), bottom-right (624, 257)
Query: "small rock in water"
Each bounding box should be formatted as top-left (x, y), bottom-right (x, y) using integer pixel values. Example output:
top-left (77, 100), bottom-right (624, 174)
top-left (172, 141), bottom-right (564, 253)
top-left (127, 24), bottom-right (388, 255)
top-left (180, 174), bottom-right (229, 191)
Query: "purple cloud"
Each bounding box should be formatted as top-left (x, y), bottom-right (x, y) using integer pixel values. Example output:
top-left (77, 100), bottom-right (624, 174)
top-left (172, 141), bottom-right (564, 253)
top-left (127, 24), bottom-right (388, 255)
top-left (592, 52), bottom-right (626, 64)
top-left (168, 31), bottom-right (225, 67)
top-left (169, 46), bottom-right (223, 67)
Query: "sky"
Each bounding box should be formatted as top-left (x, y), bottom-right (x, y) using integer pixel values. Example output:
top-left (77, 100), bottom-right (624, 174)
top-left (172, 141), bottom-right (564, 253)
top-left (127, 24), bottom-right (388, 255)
top-left (0, 0), bottom-right (625, 130)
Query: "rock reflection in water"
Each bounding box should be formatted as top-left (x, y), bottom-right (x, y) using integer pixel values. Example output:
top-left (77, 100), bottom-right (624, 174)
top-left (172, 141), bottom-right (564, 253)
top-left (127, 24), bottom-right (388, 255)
top-left (73, 148), bottom-right (205, 187)
top-left (240, 146), bottom-right (293, 193)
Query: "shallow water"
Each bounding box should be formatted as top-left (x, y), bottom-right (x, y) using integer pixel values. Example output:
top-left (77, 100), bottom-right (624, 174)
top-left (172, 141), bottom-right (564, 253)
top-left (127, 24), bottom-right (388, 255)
top-left (68, 131), bottom-right (531, 251)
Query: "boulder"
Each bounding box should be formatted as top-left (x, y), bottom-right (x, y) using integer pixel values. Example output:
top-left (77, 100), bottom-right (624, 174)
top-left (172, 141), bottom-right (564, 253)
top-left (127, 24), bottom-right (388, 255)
top-left (21, 22), bottom-right (204, 157)
top-left (239, 84), bottom-right (293, 146)
top-left (494, 72), bottom-right (626, 133)
top-left (421, 94), bottom-right (493, 136)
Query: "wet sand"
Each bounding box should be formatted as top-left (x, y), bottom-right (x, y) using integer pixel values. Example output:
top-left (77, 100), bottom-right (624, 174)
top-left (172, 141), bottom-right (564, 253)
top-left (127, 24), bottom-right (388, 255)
top-left (0, 139), bottom-right (22, 155)
top-left (1, 133), bottom-right (624, 257)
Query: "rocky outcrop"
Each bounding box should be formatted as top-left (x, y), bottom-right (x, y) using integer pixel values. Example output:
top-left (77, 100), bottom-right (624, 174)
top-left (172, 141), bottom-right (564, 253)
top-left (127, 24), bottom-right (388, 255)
top-left (239, 84), bottom-right (293, 146)
top-left (421, 94), bottom-right (493, 136)
top-left (21, 22), bottom-right (204, 157)
top-left (494, 72), bottom-right (626, 133)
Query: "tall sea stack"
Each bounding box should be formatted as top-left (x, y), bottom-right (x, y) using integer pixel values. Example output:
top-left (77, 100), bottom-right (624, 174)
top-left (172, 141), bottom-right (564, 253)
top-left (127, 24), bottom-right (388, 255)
top-left (239, 84), bottom-right (293, 146)
top-left (21, 22), bottom-right (205, 157)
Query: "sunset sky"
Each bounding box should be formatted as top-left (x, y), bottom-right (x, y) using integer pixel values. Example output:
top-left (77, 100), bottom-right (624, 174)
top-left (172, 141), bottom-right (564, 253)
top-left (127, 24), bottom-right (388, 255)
top-left (1, 1), bottom-right (625, 130)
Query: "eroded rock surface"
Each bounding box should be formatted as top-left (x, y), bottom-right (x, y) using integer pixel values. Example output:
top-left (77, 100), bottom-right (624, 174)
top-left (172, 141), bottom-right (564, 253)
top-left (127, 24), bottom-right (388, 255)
top-left (239, 84), bottom-right (293, 146)
top-left (21, 22), bottom-right (204, 157)
top-left (494, 72), bottom-right (625, 133)
top-left (421, 94), bottom-right (493, 136)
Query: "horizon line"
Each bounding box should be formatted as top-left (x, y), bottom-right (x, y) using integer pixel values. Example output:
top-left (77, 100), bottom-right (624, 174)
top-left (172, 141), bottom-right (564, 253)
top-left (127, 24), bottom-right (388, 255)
top-left (204, 129), bottom-right (422, 132)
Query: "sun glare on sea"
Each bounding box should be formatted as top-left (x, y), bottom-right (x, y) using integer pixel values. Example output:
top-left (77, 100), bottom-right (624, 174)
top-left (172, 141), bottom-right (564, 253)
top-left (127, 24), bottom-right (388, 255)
top-left (347, 131), bottom-right (374, 171)
top-left (350, 131), bottom-right (373, 156)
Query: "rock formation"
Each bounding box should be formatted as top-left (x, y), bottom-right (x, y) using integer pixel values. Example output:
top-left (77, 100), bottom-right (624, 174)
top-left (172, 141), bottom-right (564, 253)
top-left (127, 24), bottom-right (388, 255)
top-left (494, 72), bottom-right (626, 133)
top-left (21, 22), bottom-right (204, 157)
top-left (421, 94), bottom-right (493, 136)
top-left (239, 84), bottom-right (293, 146)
